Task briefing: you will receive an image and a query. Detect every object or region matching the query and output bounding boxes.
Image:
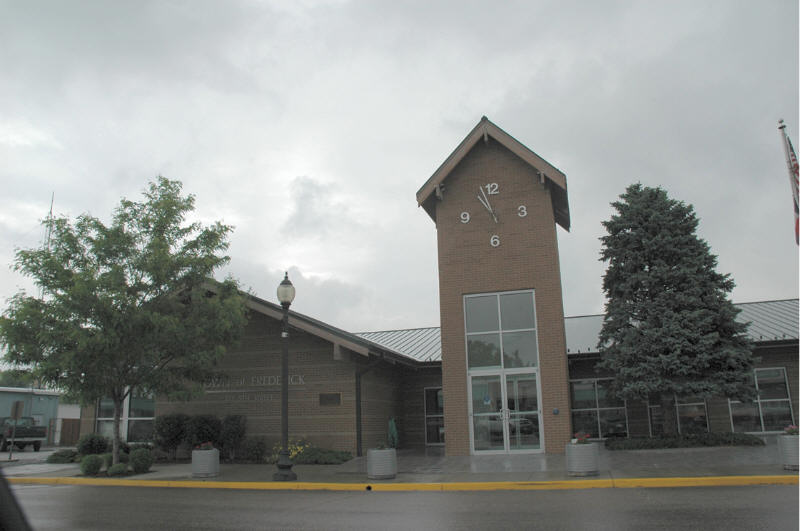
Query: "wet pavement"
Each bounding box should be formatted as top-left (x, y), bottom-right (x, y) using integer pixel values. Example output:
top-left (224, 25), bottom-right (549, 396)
top-left (2, 435), bottom-right (796, 485)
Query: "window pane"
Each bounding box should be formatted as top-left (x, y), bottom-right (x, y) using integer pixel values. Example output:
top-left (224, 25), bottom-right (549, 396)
top-left (471, 375), bottom-right (502, 414)
top-left (465, 295), bottom-right (499, 333)
top-left (473, 415), bottom-right (504, 450)
top-left (678, 404), bottom-right (708, 434)
top-left (678, 395), bottom-right (704, 405)
top-left (129, 394), bottom-right (155, 418)
top-left (756, 369), bottom-right (789, 400)
top-left (127, 420), bottom-right (154, 442)
top-left (499, 292), bottom-right (535, 331)
top-left (649, 406), bottom-right (664, 437)
top-left (571, 410), bottom-right (599, 438)
top-left (730, 402), bottom-right (761, 432)
top-left (509, 413), bottom-right (540, 450)
top-left (426, 417), bottom-right (445, 445)
top-left (596, 380), bottom-right (624, 408)
top-left (467, 333), bottom-right (501, 368)
top-left (425, 388), bottom-right (444, 416)
top-left (761, 401), bottom-right (794, 431)
top-left (507, 374), bottom-right (538, 412)
top-left (570, 381), bottom-right (596, 410)
top-left (96, 420), bottom-right (120, 440)
top-left (97, 398), bottom-right (115, 418)
top-left (599, 409), bottom-right (628, 438)
top-left (502, 330), bottom-right (538, 368)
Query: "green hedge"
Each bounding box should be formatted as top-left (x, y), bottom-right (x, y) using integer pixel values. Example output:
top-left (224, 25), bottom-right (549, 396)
top-left (46, 449), bottom-right (78, 464)
top-left (77, 434), bottom-right (109, 456)
top-left (80, 454), bottom-right (104, 476)
top-left (292, 447), bottom-right (353, 465)
top-left (604, 432), bottom-right (765, 450)
top-left (130, 448), bottom-right (154, 474)
top-left (238, 437), bottom-right (267, 463)
top-left (107, 463), bottom-right (128, 477)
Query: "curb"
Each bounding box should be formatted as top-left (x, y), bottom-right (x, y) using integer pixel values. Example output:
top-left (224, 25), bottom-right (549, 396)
top-left (7, 475), bottom-right (797, 491)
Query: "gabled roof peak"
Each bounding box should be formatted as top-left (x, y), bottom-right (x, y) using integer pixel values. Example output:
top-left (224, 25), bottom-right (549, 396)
top-left (416, 116), bottom-right (570, 230)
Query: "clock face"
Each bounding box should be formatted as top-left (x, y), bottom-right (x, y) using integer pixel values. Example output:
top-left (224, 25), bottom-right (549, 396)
top-left (459, 181), bottom-right (527, 248)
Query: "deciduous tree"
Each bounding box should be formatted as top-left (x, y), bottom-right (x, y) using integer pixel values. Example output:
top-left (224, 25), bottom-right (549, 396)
top-left (0, 178), bottom-right (247, 463)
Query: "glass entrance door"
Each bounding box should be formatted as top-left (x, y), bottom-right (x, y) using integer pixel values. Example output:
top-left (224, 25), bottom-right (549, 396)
top-left (470, 372), bottom-right (541, 453)
top-left (506, 374), bottom-right (540, 450)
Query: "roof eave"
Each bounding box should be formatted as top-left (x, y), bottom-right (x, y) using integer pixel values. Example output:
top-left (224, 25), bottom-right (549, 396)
top-left (416, 116), bottom-right (570, 231)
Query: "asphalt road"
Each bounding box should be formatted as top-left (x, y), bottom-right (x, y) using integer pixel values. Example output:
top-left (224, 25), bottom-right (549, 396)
top-left (11, 484), bottom-right (799, 530)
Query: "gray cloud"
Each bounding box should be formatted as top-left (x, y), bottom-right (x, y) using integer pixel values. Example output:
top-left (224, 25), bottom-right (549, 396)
top-left (1, 0), bottom-right (797, 333)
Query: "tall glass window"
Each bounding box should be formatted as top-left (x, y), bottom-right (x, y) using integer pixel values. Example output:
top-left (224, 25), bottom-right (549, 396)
top-left (424, 387), bottom-right (445, 445)
top-left (730, 368), bottom-right (794, 433)
top-left (648, 395), bottom-right (709, 436)
top-left (465, 292), bottom-right (538, 369)
top-left (465, 290), bottom-right (542, 453)
top-left (95, 390), bottom-right (155, 442)
top-left (569, 378), bottom-right (628, 438)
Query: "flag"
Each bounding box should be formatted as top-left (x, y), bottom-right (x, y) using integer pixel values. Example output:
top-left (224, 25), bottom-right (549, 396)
top-left (779, 120), bottom-right (799, 245)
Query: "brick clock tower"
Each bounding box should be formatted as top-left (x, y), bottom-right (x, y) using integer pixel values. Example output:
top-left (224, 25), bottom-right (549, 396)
top-left (417, 117), bottom-right (572, 455)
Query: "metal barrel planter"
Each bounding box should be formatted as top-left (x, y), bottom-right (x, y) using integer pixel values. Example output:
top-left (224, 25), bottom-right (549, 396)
top-left (366, 448), bottom-right (397, 479)
top-left (566, 442), bottom-right (599, 476)
top-left (779, 435), bottom-right (799, 471)
top-left (191, 448), bottom-right (220, 478)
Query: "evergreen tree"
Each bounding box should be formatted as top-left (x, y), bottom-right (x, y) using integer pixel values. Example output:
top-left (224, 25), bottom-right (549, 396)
top-left (596, 184), bottom-right (755, 435)
top-left (0, 177), bottom-right (248, 463)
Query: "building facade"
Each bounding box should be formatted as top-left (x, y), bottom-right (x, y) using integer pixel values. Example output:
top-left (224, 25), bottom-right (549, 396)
top-left (79, 118), bottom-right (799, 457)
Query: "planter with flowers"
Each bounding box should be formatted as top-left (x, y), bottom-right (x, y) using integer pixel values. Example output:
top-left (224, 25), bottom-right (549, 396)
top-left (192, 442), bottom-right (220, 478)
top-left (779, 425), bottom-right (798, 471)
top-left (566, 433), bottom-right (598, 476)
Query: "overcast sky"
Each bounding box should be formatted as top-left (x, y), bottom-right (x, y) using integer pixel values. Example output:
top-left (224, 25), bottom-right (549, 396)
top-left (1, 0), bottom-right (798, 334)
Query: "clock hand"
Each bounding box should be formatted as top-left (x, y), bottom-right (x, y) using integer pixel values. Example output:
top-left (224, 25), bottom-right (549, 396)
top-left (479, 187), bottom-right (499, 223)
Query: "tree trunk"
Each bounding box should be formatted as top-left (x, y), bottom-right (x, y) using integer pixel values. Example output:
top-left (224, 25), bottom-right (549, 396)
top-left (112, 398), bottom-right (123, 466)
top-left (660, 394), bottom-right (679, 436)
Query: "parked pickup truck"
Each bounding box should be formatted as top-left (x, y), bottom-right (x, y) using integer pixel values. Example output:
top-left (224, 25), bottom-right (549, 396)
top-left (0, 417), bottom-right (47, 452)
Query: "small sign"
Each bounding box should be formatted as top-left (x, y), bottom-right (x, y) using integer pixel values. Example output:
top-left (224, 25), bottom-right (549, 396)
top-left (483, 393), bottom-right (491, 406)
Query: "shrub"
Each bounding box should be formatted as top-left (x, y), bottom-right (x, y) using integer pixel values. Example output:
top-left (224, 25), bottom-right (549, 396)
top-left (47, 449), bottom-right (78, 464)
top-left (107, 463), bottom-right (128, 477)
top-left (127, 442), bottom-right (154, 452)
top-left (101, 452), bottom-right (130, 469)
top-left (238, 437), bottom-right (267, 463)
top-left (220, 415), bottom-right (247, 462)
top-left (151, 447), bottom-right (170, 462)
top-left (186, 415), bottom-right (222, 447)
top-left (604, 432), bottom-right (765, 450)
top-left (77, 433), bottom-right (109, 456)
top-left (130, 448), bottom-right (154, 474)
top-left (293, 447), bottom-right (353, 465)
top-left (80, 454), bottom-right (103, 476)
top-left (154, 413), bottom-right (190, 458)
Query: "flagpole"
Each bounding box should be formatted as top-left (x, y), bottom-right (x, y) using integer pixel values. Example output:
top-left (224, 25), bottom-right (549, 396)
top-left (778, 119), bottom-right (800, 246)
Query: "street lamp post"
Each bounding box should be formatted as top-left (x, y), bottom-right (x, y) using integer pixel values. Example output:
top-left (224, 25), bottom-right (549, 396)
top-left (273, 272), bottom-right (297, 481)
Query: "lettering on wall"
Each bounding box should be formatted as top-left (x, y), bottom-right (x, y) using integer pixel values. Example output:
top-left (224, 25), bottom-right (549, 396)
top-left (203, 374), bottom-right (306, 392)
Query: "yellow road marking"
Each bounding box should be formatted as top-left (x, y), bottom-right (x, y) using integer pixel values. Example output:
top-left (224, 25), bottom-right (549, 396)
top-left (6, 475), bottom-right (797, 491)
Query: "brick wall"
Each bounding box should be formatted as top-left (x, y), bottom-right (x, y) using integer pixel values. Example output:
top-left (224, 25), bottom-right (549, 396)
top-left (156, 312), bottom-right (395, 453)
top-left (434, 138), bottom-right (571, 455)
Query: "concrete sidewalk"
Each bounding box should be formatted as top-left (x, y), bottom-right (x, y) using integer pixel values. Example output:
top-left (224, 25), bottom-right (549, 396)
top-left (2, 438), bottom-right (797, 490)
